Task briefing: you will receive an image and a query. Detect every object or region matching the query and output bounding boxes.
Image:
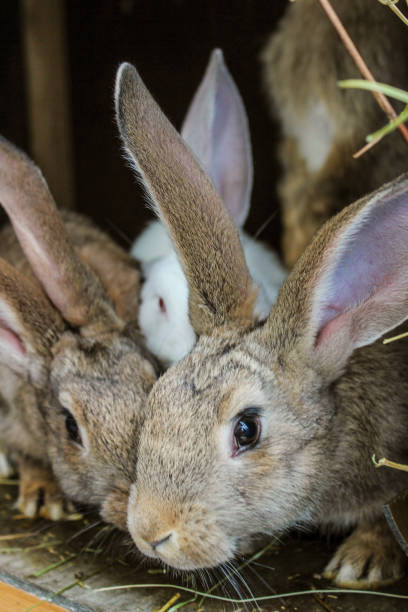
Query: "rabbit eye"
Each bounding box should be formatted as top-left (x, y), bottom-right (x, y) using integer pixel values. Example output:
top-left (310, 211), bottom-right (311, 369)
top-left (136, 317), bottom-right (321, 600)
top-left (158, 297), bottom-right (166, 314)
top-left (63, 408), bottom-right (82, 445)
top-left (232, 411), bottom-right (261, 456)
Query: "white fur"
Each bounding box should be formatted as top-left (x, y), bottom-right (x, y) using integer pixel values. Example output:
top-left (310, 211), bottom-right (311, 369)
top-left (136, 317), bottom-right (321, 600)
top-left (133, 220), bottom-right (286, 366)
top-left (240, 233), bottom-right (286, 317)
top-left (284, 101), bottom-right (334, 173)
top-left (0, 451), bottom-right (12, 477)
top-left (131, 218), bottom-right (173, 263)
top-left (136, 248), bottom-right (197, 366)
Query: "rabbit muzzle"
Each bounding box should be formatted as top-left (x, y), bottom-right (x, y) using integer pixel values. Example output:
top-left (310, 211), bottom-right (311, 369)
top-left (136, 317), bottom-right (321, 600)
top-left (127, 486), bottom-right (236, 569)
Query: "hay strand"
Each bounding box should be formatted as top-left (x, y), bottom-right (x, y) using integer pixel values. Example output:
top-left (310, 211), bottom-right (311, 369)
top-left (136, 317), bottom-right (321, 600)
top-left (372, 454), bottom-right (408, 472)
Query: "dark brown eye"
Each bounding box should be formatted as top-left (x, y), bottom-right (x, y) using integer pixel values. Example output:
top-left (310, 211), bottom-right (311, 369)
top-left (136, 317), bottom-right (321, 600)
top-left (232, 412), bottom-right (261, 456)
top-left (63, 408), bottom-right (82, 445)
top-left (159, 297), bottom-right (166, 314)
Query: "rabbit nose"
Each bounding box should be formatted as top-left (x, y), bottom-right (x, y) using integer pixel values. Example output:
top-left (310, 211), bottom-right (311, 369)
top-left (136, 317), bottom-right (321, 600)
top-left (150, 532), bottom-right (172, 551)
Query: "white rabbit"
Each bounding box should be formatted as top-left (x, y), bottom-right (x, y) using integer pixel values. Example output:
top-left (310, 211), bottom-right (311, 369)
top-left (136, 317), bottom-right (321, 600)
top-left (131, 49), bottom-right (286, 366)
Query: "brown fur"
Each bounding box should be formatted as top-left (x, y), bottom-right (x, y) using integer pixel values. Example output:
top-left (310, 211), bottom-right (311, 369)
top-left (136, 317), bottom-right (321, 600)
top-left (116, 64), bottom-right (258, 336)
top-left (261, 0), bottom-right (408, 267)
top-left (115, 62), bottom-right (408, 588)
top-left (0, 136), bottom-right (157, 528)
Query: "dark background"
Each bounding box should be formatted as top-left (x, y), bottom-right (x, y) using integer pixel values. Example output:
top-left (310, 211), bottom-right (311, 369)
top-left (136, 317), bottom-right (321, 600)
top-left (0, 0), bottom-right (287, 252)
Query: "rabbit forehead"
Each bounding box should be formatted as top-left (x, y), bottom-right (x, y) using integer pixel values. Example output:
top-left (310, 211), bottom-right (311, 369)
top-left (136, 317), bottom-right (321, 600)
top-left (52, 329), bottom-right (155, 386)
top-left (145, 323), bottom-right (292, 425)
top-left (148, 331), bottom-right (265, 400)
top-left (56, 362), bottom-right (148, 441)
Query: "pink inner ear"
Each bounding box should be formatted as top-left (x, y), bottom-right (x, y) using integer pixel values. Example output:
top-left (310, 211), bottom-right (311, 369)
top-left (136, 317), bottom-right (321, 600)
top-left (310, 185), bottom-right (408, 363)
top-left (315, 308), bottom-right (346, 348)
top-left (181, 50), bottom-right (252, 228)
top-left (0, 325), bottom-right (26, 355)
top-left (315, 193), bottom-right (408, 333)
top-left (211, 69), bottom-right (251, 226)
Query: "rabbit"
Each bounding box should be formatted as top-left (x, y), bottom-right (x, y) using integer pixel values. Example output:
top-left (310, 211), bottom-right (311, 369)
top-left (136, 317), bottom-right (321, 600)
top-left (260, 0), bottom-right (408, 268)
top-left (131, 49), bottom-right (286, 366)
top-left (115, 60), bottom-right (408, 589)
top-left (0, 135), bottom-right (158, 529)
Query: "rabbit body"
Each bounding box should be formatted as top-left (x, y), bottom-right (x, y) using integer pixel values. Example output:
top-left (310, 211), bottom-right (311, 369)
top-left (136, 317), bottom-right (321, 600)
top-left (115, 59), bottom-right (408, 589)
top-left (132, 50), bottom-right (285, 366)
top-left (261, 0), bottom-right (408, 267)
top-left (0, 138), bottom-right (157, 527)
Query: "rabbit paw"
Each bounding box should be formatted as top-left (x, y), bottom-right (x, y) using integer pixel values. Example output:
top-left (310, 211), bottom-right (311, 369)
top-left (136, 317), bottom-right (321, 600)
top-left (0, 451), bottom-right (13, 477)
top-left (16, 459), bottom-right (75, 520)
top-left (323, 519), bottom-right (406, 588)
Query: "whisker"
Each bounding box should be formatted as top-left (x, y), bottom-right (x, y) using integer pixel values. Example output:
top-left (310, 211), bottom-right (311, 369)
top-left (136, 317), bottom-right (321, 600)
top-left (219, 563), bottom-right (240, 606)
top-left (105, 218), bottom-right (133, 246)
top-left (200, 568), bottom-right (211, 592)
top-left (250, 560), bottom-right (276, 571)
top-left (222, 561), bottom-right (247, 611)
top-left (230, 562), bottom-right (260, 612)
top-left (246, 560), bottom-right (289, 609)
top-left (85, 524), bottom-right (115, 556)
top-left (67, 520), bottom-right (103, 543)
top-left (254, 210), bottom-right (278, 240)
top-left (246, 562), bottom-right (276, 593)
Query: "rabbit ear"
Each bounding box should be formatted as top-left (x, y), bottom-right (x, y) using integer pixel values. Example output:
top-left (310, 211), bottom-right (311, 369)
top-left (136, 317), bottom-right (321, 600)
top-left (272, 174), bottom-right (408, 381)
top-left (115, 62), bottom-right (257, 334)
top-left (0, 137), bottom-right (121, 330)
top-left (181, 49), bottom-right (252, 227)
top-left (0, 257), bottom-right (64, 381)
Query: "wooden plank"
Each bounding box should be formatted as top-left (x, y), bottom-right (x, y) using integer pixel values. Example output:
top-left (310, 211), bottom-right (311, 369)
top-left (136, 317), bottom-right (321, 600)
top-left (20, 0), bottom-right (75, 210)
top-left (0, 580), bottom-right (66, 612)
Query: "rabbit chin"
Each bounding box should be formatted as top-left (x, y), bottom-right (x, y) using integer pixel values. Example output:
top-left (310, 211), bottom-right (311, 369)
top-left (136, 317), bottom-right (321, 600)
top-left (129, 527), bottom-right (235, 570)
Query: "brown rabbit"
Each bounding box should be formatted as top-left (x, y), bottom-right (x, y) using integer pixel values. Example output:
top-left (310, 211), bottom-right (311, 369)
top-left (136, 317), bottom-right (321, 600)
top-left (261, 0), bottom-right (408, 267)
top-left (0, 135), bottom-right (157, 528)
top-left (115, 61), bottom-right (408, 588)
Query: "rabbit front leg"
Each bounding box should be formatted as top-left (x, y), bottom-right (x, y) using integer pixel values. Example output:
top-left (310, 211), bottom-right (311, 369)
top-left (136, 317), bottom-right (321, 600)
top-left (16, 457), bottom-right (75, 520)
top-left (323, 517), bottom-right (406, 588)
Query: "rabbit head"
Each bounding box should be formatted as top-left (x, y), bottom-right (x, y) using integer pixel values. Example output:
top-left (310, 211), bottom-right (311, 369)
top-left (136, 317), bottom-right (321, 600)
top-left (0, 136), bottom-right (157, 525)
top-left (46, 326), bottom-right (156, 528)
top-left (116, 62), bottom-right (408, 585)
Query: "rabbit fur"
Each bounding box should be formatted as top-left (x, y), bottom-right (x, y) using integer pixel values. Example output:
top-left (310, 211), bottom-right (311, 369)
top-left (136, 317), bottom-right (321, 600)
top-left (261, 0), bottom-right (408, 267)
top-left (132, 50), bottom-right (285, 366)
top-left (115, 60), bottom-right (408, 589)
top-left (0, 135), bottom-right (157, 528)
